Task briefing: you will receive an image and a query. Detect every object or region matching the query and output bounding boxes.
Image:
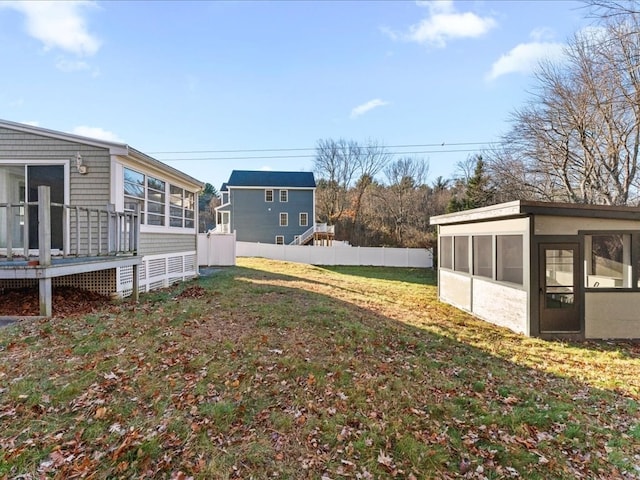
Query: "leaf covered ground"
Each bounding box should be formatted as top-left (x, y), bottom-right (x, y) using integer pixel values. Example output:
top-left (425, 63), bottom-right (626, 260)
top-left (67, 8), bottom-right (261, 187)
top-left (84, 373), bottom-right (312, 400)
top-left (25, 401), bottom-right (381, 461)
top-left (0, 287), bottom-right (110, 317)
top-left (1, 258), bottom-right (639, 479)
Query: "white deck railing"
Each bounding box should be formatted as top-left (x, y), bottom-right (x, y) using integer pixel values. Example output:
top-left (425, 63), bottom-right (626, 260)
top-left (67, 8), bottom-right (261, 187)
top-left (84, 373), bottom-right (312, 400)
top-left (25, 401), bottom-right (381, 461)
top-left (0, 186), bottom-right (139, 263)
top-left (290, 223), bottom-right (335, 245)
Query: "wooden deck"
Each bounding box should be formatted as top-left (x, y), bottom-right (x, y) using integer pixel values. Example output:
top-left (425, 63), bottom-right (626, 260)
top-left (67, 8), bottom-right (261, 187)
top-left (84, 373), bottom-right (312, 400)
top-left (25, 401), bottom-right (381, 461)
top-left (1, 186), bottom-right (141, 317)
top-left (0, 255), bottom-right (140, 279)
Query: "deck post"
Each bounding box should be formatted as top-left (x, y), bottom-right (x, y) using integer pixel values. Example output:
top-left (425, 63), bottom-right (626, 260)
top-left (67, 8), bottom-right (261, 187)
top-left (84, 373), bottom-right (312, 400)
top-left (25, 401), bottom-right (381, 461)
top-left (39, 278), bottom-right (52, 316)
top-left (62, 204), bottom-right (69, 258)
top-left (38, 186), bottom-right (51, 267)
top-left (23, 198), bottom-right (29, 258)
top-left (37, 186), bottom-right (52, 317)
top-left (132, 263), bottom-right (140, 302)
top-left (6, 203), bottom-right (13, 260)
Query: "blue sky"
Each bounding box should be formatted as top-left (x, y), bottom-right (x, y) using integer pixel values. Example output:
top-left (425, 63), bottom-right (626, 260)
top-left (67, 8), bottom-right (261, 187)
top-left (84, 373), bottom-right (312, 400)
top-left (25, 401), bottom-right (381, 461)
top-left (0, 0), bottom-right (589, 190)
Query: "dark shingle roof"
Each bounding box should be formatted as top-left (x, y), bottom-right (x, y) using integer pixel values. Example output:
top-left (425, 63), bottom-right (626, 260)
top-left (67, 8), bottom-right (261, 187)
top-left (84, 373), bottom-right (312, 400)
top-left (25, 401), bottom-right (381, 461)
top-left (226, 170), bottom-right (316, 188)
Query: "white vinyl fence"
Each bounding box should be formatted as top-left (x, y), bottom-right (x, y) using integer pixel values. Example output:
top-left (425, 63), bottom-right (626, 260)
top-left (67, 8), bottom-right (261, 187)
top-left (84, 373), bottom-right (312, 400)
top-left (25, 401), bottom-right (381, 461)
top-left (197, 232), bottom-right (236, 266)
top-left (198, 233), bottom-right (433, 268)
top-left (235, 241), bottom-right (433, 268)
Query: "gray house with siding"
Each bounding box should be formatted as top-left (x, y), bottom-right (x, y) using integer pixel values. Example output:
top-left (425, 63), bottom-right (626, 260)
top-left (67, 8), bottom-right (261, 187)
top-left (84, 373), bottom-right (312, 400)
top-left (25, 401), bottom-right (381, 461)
top-left (215, 170), bottom-right (316, 244)
top-left (0, 119), bottom-right (203, 305)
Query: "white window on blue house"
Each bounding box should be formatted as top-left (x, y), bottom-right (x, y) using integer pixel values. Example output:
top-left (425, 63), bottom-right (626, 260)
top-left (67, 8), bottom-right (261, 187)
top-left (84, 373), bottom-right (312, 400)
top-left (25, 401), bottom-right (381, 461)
top-left (280, 190), bottom-right (288, 202)
top-left (300, 212), bottom-right (308, 227)
top-left (265, 189), bottom-right (273, 202)
top-left (275, 235), bottom-right (284, 245)
top-left (279, 212), bottom-right (288, 227)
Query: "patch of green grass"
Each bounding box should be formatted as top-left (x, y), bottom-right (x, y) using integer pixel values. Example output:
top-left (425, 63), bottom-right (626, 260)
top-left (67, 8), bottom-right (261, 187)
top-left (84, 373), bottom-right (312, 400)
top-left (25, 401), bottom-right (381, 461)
top-left (1, 258), bottom-right (639, 479)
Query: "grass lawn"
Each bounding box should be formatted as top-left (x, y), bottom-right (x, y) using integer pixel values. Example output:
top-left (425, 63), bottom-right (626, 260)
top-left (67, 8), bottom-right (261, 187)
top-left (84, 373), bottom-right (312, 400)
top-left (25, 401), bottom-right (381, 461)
top-left (1, 257), bottom-right (639, 479)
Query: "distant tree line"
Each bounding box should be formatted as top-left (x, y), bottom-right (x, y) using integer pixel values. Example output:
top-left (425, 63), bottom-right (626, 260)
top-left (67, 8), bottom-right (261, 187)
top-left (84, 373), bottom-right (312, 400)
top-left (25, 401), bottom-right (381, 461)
top-left (312, 139), bottom-right (494, 248)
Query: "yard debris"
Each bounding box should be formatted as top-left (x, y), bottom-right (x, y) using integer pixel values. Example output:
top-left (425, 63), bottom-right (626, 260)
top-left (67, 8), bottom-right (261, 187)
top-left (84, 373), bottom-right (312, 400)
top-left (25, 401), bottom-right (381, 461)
top-left (0, 286), bottom-right (110, 317)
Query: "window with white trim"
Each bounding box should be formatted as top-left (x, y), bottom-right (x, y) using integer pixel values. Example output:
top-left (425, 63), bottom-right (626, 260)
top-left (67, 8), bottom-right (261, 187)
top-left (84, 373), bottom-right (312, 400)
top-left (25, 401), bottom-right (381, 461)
top-left (123, 167), bottom-right (195, 229)
top-left (275, 235), bottom-right (284, 245)
top-left (170, 185), bottom-right (195, 228)
top-left (279, 212), bottom-right (288, 227)
top-left (265, 190), bottom-right (273, 202)
top-left (124, 167), bottom-right (146, 222)
top-left (280, 190), bottom-right (288, 202)
top-left (299, 212), bottom-right (308, 227)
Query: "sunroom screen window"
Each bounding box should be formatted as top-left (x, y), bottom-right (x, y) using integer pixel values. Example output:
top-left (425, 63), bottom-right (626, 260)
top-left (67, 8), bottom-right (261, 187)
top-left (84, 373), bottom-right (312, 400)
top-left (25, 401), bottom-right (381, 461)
top-left (473, 235), bottom-right (493, 278)
top-left (587, 234), bottom-right (629, 288)
top-left (440, 236), bottom-right (452, 269)
top-left (454, 236), bottom-right (469, 273)
top-left (497, 235), bottom-right (523, 285)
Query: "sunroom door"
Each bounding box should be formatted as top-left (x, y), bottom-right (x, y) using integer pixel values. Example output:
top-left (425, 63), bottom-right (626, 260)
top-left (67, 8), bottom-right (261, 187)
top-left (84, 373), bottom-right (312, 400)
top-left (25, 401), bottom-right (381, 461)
top-left (539, 243), bottom-right (581, 333)
top-left (27, 165), bottom-right (64, 250)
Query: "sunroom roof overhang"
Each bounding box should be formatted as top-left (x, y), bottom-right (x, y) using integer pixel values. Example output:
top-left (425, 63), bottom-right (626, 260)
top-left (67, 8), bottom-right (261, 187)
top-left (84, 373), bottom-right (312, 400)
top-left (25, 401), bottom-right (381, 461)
top-left (430, 200), bottom-right (640, 226)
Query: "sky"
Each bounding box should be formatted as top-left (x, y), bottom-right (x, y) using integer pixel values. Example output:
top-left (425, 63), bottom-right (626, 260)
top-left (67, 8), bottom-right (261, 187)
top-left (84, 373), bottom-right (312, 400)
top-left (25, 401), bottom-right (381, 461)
top-left (0, 0), bottom-right (591, 191)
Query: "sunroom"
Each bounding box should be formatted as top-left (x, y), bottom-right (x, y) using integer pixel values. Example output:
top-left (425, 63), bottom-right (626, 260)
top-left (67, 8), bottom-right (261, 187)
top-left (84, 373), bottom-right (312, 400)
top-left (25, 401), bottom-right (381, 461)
top-left (430, 200), bottom-right (640, 340)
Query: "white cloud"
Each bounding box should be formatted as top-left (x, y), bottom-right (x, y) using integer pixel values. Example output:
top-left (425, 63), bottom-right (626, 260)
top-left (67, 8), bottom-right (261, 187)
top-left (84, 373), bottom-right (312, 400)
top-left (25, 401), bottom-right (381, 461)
top-left (1, 1), bottom-right (100, 56)
top-left (384, 1), bottom-right (497, 48)
top-left (350, 99), bottom-right (390, 119)
top-left (486, 40), bottom-right (565, 81)
top-left (71, 126), bottom-right (122, 143)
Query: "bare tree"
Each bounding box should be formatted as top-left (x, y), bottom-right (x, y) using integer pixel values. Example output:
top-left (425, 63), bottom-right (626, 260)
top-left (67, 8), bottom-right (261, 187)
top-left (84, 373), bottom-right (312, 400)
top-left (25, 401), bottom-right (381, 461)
top-left (490, 16), bottom-right (640, 205)
top-left (314, 138), bottom-right (390, 244)
top-left (380, 157), bottom-right (429, 245)
top-left (313, 138), bottom-right (359, 225)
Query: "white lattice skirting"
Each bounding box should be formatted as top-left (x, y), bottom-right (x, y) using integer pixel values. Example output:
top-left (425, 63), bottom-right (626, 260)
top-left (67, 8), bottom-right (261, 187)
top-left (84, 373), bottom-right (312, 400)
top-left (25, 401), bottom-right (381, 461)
top-left (116, 251), bottom-right (197, 297)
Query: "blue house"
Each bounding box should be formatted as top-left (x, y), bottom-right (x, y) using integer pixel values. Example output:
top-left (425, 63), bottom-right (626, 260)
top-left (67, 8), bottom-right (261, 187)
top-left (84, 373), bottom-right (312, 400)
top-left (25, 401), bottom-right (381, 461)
top-left (214, 170), bottom-right (321, 244)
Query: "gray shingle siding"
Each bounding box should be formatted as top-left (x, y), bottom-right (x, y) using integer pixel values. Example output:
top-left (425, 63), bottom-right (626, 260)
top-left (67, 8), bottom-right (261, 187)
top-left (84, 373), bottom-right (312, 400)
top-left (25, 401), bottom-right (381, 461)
top-left (0, 127), bottom-right (112, 209)
top-left (138, 233), bottom-right (196, 255)
top-left (231, 187), bottom-right (314, 243)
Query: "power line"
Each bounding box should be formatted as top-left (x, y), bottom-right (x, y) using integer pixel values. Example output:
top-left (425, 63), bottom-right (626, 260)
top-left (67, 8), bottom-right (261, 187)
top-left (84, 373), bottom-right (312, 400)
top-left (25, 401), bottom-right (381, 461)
top-left (148, 141), bottom-right (496, 156)
top-left (155, 148), bottom-right (493, 162)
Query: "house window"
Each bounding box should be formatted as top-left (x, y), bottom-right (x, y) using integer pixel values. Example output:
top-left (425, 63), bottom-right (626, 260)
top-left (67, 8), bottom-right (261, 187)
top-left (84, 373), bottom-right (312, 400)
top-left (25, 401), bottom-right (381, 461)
top-left (300, 212), bottom-right (308, 227)
top-left (440, 236), bottom-right (452, 269)
top-left (169, 185), bottom-right (195, 228)
top-left (279, 213), bottom-right (288, 227)
top-left (275, 235), bottom-right (284, 245)
top-left (265, 190), bottom-right (273, 202)
top-left (280, 190), bottom-right (288, 202)
top-left (473, 235), bottom-right (493, 278)
top-left (586, 234), bottom-right (630, 288)
top-left (146, 176), bottom-right (166, 226)
top-left (124, 167), bottom-right (195, 229)
top-left (497, 235), bottom-right (523, 285)
top-left (124, 167), bottom-right (148, 224)
top-left (454, 236), bottom-right (469, 273)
